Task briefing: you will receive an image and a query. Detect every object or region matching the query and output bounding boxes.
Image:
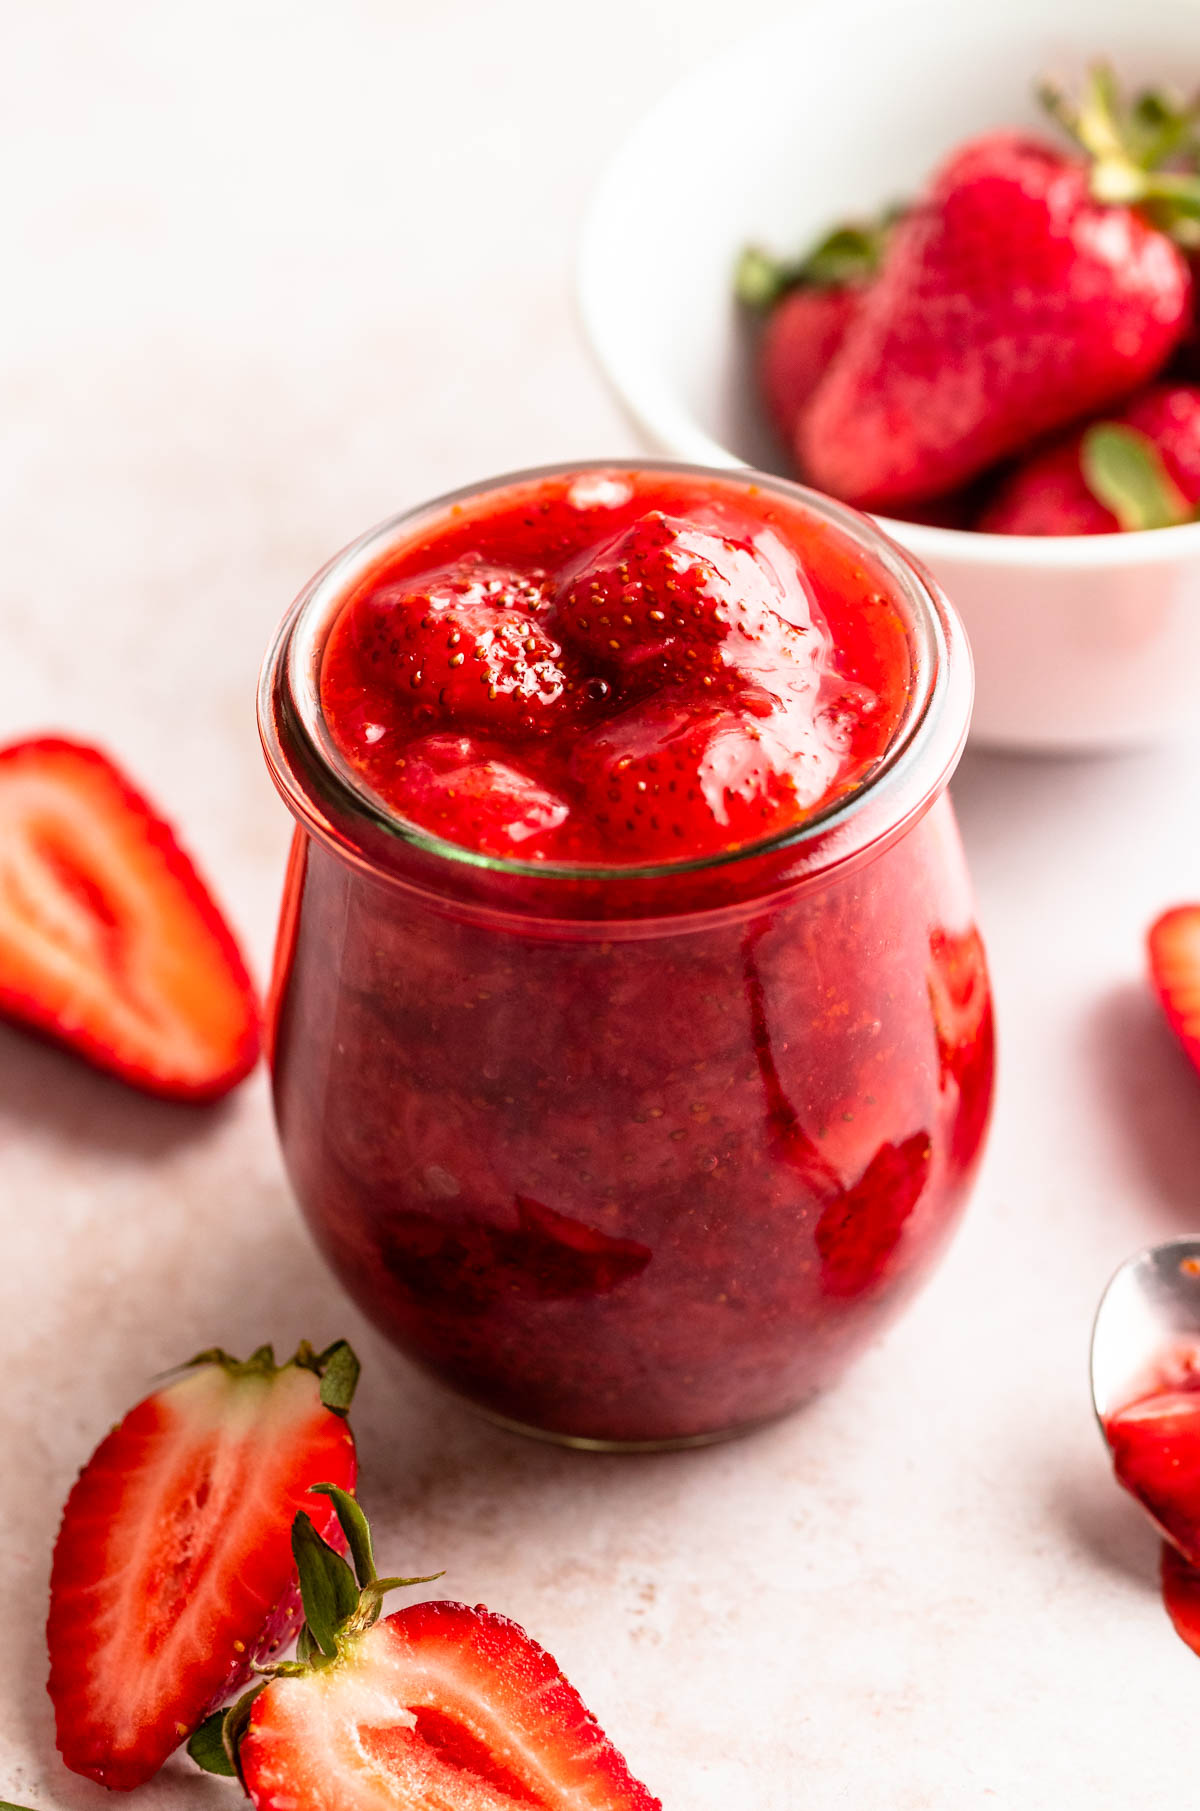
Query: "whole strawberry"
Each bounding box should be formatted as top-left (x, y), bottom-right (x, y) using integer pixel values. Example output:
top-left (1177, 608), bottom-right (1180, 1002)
top-left (799, 68), bottom-right (1200, 509)
top-left (735, 220), bottom-right (892, 446)
top-left (760, 286), bottom-right (864, 447)
top-left (980, 384), bottom-right (1200, 534)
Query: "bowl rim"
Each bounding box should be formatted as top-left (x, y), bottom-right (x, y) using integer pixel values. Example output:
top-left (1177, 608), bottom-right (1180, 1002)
top-left (575, 14), bottom-right (1200, 576)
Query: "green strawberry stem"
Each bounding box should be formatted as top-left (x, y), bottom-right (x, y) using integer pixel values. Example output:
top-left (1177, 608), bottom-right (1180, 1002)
top-left (735, 216), bottom-right (896, 310)
top-left (181, 1339), bottom-right (361, 1417)
top-left (189, 1489), bottom-right (443, 1779)
top-left (1080, 422), bottom-right (1197, 530)
top-left (1040, 62), bottom-right (1200, 241)
top-left (186, 1713), bottom-right (237, 1778)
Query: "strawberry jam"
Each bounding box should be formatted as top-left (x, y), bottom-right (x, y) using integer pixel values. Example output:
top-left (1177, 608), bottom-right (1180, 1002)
top-left (261, 464), bottom-right (993, 1446)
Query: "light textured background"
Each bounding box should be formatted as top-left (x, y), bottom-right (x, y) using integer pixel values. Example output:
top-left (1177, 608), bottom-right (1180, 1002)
top-left (1, 2), bottom-right (1197, 1806)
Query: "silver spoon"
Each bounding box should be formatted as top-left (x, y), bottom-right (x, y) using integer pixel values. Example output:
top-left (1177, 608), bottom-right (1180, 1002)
top-left (1091, 1235), bottom-right (1200, 1434)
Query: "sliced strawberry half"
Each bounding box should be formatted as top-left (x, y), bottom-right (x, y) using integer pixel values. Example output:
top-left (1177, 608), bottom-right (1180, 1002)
top-left (195, 1491), bottom-right (661, 1810)
top-left (0, 736), bottom-right (260, 1099)
top-left (1148, 905), bottom-right (1200, 1077)
top-left (47, 1340), bottom-right (359, 1791)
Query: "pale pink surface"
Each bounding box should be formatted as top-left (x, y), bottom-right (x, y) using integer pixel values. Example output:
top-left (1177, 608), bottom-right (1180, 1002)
top-left (1, 5), bottom-right (1199, 1810)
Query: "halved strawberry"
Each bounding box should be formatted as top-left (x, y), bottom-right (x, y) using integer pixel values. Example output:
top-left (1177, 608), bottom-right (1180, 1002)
top-left (0, 737), bottom-right (259, 1099)
top-left (47, 1341), bottom-right (359, 1791)
top-left (1148, 905), bottom-right (1200, 1076)
top-left (194, 1490), bottom-right (661, 1810)
top-left (386, 732), bottom-right (571, 857)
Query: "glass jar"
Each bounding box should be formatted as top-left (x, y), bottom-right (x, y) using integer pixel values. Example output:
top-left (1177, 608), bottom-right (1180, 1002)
top-left (260, 463), bottom-right (994, 1450)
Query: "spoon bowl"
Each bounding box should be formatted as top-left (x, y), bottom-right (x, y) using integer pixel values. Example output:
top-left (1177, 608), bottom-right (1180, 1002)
top-left (1091, 1236), bottom-right (1200, 1429)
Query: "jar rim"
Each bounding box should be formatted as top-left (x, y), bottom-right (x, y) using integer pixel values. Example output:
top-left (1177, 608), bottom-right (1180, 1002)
top-left (259, 459), bottom-right (973, 902)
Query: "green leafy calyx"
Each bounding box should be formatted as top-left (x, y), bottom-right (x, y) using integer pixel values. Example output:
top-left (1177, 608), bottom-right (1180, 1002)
top-left (735, 212), bottom-right (899, 311)
top-left (1041, 62), bottom-right (1200, 244)
top-left (182, 1339), bottom-right (360, 1417)
top-left (186, 1711), bottom-right (238, 1778)
top-left (188, 1488), bottom-right (441, 1778)
top-left (1080, 422), bottom-right (1197, 530)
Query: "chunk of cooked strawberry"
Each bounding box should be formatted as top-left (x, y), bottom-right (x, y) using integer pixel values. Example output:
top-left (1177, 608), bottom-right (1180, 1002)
top-left (382, 1195), bottom-right (652, 1312)
top-left (570, 699), bottom-right (802, 861)
top-left (1105, 1385), bottom-right (1200, 1565)
top-left (385, 733), bottom-right (571, 858)
top-left (927, 926), bottom-right (992, 1078)
top-left (1148, 905), bottom-right (1200, 1077)
top-left (197, 1491), bottom-right (661, 1811)
top-left (351, 560), bottom-right (569, 733)
top-left (927, 925), bottom-right (994, 1169)
top-left (47, 1341), bottom-right (359, 1792)
top-left (814, 1132), bottom-right (933, 1296)
top-left (0, 737), bottom-right (259, 1099)
top-left (552, 510), bottom-right (802, 684)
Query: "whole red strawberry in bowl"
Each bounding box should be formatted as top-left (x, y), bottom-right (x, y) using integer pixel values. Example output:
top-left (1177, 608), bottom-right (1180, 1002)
top-left (579, 0), bottom-right (1200, 749)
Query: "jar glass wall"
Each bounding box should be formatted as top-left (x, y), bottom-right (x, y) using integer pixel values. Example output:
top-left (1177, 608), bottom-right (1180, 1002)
top-left (260, 463), bottom-right (994, 1449)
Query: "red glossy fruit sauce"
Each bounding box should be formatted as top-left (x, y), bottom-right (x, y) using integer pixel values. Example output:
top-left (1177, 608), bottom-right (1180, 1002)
top-left (268, 466), bottom-right (993, 1445)
top-left (1105, 1343), bottom-right (1200, 1656)
top-left (319, 470), bottom-right (911, 864)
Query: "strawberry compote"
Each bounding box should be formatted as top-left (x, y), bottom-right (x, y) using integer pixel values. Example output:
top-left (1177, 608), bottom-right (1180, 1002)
top-left (261, 464), bottom-right (993, 1447)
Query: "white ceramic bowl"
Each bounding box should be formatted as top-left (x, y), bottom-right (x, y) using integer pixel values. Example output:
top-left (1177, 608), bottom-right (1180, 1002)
top-left (578, 0), bottom-right (1200, 750)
